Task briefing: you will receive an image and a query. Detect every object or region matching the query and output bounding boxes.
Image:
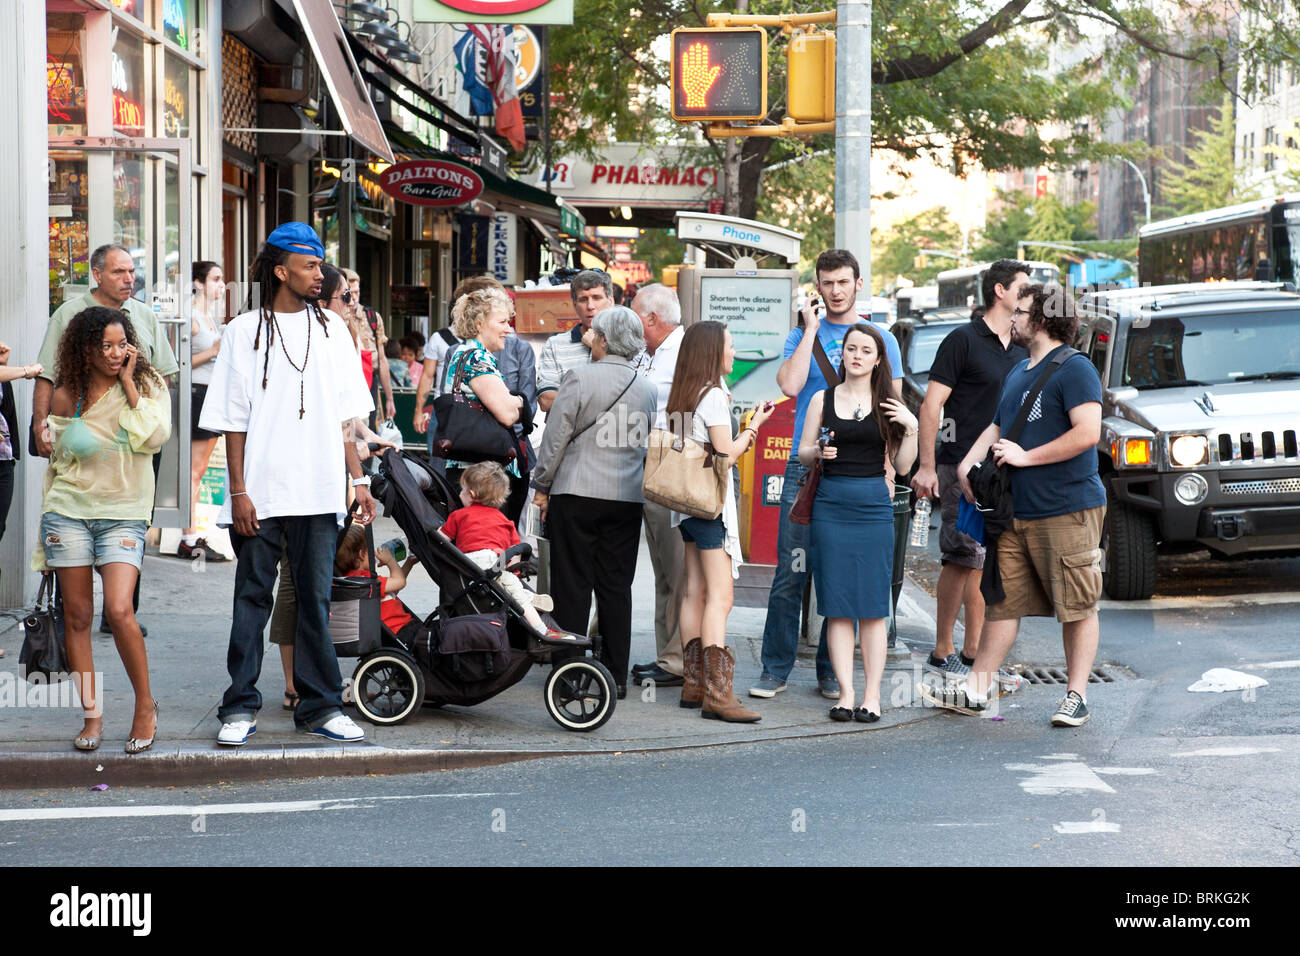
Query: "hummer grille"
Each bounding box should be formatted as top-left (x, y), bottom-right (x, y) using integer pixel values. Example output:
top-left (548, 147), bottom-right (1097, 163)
top-left (1215, 430), bottom-right (1300, 464)
top-left (1220, 477), bottom-right (1300, 495)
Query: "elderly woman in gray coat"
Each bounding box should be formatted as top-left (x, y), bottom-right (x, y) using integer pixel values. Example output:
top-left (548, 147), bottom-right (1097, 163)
top-left (531, 306), bottom-right (659, 695)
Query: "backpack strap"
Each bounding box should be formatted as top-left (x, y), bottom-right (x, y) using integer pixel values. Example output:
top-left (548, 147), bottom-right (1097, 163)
top-left (1004, 345), bottom-right (1078, 445)
top-left (438, 327), bottom-right (458, 347)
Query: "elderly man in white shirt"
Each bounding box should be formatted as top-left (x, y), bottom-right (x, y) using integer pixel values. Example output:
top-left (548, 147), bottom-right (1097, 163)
top-left (628, 283), bottom-right (689, 688)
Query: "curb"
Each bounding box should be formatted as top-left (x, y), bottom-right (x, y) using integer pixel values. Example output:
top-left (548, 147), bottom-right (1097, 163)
top-left (0, 710), bottom-right (941, 789)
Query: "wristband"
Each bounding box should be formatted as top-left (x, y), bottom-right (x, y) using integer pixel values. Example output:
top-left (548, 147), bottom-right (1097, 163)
top-left (351, 475), bottom-right (371, 487)
top-left (231, 491), bottom-right (248, 498)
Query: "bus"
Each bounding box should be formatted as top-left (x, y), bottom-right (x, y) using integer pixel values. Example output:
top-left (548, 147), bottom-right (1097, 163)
top-left (936, 261), bottom-right (1059, 309)
top-left (895, 284), bottom-right (937, 322)
top-left (1138, 196), bottom-right (1300, 286)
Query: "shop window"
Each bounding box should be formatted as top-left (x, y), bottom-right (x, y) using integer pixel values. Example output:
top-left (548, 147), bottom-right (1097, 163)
top-left (164, 54), bottom-right (190, 139)
top-left (47, 14), bottom-right (86, 137)
top-left (162, 0), bottom-right (194, 51)
top-left (112, 33), bottom-right (147, 136)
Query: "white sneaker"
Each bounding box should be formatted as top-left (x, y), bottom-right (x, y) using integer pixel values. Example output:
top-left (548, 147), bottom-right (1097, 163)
top-left (308, 714), bottom-right (365, 742)
top-left (217, 719), bottom-right (257, 746)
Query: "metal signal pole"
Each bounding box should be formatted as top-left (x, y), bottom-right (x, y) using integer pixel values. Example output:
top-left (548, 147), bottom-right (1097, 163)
top-left (835, 0), bottom-right (871, 286)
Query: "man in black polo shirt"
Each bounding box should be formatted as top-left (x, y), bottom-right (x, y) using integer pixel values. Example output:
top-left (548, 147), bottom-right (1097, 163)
top-left (911, 259), bottom-right (1031, 684)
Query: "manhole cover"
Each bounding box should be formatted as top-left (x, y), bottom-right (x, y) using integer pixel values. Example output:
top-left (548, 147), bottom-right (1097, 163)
top-left (1013, 663), bottom-right (1137, 685)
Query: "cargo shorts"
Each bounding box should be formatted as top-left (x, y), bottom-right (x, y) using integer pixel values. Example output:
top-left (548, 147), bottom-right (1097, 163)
top-left (938, 463), bottom-right (985, 569)
top-left (985, 506), bottom-right (1106, 624)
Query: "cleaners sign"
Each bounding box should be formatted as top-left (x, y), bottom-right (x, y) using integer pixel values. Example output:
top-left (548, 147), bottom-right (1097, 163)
top-left (379, 160), bottom-right (485, 208)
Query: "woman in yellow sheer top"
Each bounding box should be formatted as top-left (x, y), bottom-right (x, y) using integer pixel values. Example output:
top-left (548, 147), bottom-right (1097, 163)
top-left (39, 306), bottom-right (171, 754)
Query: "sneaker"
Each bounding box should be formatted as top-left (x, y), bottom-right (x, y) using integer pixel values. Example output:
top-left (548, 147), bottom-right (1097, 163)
top-left (1051, 691), bottom-right (1090, 727)
top-left (818, 676), bottom-right (840, 700)
top-left (178, 538), bottom-right (226, 562)
top-left (749, 675), bottom-right (788, 699)
top-left (531, 593), bottom-right (554, 613)
top-left (995, 668), bottom-right (1026, 692)
top-left (308, 714), bottom-right (365, 742)
top-left (923, 652), bottom-right (970, 682)
top-left (217, 719), bottom-right (257, 746)
top-left (916, 682), bottom-right (990, 717)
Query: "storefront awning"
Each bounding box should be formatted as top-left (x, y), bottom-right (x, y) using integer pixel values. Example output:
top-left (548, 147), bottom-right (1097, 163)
top-left (380, 123), bottom-right (561, 226)
top-left (292, 0), bottom-right (395, 162)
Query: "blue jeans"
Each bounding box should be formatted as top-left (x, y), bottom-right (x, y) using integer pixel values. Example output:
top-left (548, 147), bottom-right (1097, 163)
top-left (219, 513), bottom-right (343, 731)
top-left (759, 458), bottom-right (832, 683)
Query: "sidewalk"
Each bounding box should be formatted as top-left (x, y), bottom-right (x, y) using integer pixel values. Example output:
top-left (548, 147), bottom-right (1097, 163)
top-left (0, 514), bottom-right (959, 787)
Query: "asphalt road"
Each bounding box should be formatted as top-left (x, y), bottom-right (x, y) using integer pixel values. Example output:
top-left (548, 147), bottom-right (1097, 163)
top-left (2, 597), bottom-right (1295, 867)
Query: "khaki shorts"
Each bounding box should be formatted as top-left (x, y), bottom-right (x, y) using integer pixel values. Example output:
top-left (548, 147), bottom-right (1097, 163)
top-left (985, 506), bottom-right (1105, 624)
top-left (938, 463), bottom-right (985, 569)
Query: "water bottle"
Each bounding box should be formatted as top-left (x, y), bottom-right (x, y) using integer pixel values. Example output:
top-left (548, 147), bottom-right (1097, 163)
top-left (379, 537), bottom-right (407, 562)
top-left (910, 497), bottom-right (932, 548)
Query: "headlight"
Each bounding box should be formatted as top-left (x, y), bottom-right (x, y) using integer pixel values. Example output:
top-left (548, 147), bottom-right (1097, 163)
top-left (1174, 473), bottom-right (1209, 505)
top-left (1170, 434), bottom-right (1209, 467)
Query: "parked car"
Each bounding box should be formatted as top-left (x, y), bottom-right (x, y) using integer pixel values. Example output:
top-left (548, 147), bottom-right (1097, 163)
top-left (890, 308), bottom-right (968, 418)
top-left (1075, 281), bottom-right (1300, 599)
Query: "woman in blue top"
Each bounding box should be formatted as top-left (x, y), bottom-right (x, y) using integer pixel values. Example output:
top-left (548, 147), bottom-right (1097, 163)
top-left (440, 287), bottom-right (525, 516)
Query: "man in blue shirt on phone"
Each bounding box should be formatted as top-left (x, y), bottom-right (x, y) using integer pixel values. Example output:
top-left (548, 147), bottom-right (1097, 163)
top-left (751, 249), bottom-right (903, 700)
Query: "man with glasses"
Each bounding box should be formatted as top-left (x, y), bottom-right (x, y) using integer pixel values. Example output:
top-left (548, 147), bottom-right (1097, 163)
top-left (910, 259), bottom-right (1031, 688)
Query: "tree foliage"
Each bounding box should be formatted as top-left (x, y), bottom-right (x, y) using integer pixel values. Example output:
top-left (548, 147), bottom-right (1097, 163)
top-left (1156, 92), bottom-right (1244, 217)
top-left (871, 207), bottom-right (963, 292)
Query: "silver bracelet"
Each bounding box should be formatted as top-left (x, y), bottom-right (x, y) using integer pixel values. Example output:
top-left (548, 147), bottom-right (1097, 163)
top-left (230, 491), bottom-right (248, 498)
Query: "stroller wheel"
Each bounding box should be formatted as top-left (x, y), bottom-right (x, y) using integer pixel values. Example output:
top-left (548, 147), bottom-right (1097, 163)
top-left (543, 659), bottom-right (616, 732)
top-left (352, 651), bottom-right (425, 725)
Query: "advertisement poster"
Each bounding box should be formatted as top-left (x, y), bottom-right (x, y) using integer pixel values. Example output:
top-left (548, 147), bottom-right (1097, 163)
top-left (698, 274), bottom-right (795, 413)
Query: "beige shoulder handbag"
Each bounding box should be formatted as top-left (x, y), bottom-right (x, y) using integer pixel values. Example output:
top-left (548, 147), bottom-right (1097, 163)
top-left (642, 427), bottom-right (729, 519)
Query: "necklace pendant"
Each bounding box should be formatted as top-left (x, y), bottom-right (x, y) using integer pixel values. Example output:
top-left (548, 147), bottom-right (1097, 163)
top-left (299, 408), bottom-right (305, 420)
top-left (853, 407), bottom-right (865, 421)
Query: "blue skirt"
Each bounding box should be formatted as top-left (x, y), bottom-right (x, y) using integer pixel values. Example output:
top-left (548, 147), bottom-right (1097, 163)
top-left (810, 473), bottom-right (894, 619)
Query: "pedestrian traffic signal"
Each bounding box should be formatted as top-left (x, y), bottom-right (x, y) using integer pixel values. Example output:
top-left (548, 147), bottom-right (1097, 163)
top-left (786, 31), bottom-right (835, 123)
top-left (670, 27), bottom-right (767, 122)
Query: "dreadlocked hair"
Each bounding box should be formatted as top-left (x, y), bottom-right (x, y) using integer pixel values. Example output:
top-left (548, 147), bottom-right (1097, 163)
top-left (246, 242), bottom-right (330, 391)
top-left (54, 306), bottom-right (162, 400)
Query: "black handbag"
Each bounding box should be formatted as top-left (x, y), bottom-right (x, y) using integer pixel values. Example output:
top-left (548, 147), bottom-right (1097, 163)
top-left (968, 345), bottom-right (1077, 602)
top-left (20, 573), bottom-right (70, 684)
top-left (431, 352), bottom-right (519, 464)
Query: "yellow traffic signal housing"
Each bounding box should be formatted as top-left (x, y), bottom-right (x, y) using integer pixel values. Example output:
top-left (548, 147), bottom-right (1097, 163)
top-left (670, 27), bottom-right (768, 122)
top-left (786, 31), bottom-right (835, 123)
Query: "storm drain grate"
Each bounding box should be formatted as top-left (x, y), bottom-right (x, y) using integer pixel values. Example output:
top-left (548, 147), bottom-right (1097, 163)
top-left (1014, 664), bottom-right (1137, 685)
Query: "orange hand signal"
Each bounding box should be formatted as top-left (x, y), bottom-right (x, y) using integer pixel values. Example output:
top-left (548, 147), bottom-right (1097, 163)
top-left (681, 42), bottom-right (722, 109)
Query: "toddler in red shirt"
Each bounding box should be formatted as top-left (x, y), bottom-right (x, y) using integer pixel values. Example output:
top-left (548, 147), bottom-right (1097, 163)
top-left (440, 462), bottom-right (562, 638)
top-left (336, 524), bottom-right (421, 639)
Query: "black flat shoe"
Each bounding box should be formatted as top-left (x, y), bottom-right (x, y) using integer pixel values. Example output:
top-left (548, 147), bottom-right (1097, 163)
top-left (616, 685), bottom-right (627, 700)
top-left (853, 707), bottom-right (881, 723)
top-left (631, 661), bottom-right (658, 675)
top-left (635, 665), bottom-right (683, 687)
top-left (829, 706), bottom-right (853, 722)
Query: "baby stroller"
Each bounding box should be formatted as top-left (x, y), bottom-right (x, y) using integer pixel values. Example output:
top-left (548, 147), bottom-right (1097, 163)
top-left (339, 449), bottom-right (617, 732)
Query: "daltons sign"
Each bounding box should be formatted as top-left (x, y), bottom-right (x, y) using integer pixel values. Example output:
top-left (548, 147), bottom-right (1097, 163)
top-left (380, 160), bottom-right (484, 207)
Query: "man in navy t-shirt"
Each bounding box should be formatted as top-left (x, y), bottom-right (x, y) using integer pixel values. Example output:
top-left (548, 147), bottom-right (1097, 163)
top-left (926, 285), bottom-right (1105, 727)
top-left (751, 248), bottom-right (902, 701)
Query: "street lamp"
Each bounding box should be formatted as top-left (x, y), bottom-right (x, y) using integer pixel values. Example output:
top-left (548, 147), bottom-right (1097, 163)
top-left (1118, 158), bottom-right (1152, 225)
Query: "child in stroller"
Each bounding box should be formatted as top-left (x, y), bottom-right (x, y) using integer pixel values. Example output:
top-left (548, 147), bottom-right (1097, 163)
top-left (335, 524), bottom-right (422, 644)
top-left (439, 462), bottom-right (568, 641)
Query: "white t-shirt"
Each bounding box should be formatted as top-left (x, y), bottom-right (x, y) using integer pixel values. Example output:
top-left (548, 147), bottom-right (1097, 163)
top-left (421, 330), bottom-right (461, 397)
top-left (199, 307), bottom-right (375, 525)
top-left (638, 324), bottom-right (683, 430)
top-left (670, 385), bottom-right (742, 578)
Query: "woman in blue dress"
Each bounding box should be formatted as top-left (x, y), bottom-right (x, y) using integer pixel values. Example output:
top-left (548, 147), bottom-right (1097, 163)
top-left (799, 323), bottom-right (918, 722)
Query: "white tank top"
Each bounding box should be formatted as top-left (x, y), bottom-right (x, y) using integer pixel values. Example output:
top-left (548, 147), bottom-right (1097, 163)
top-left (191, 308), bottom-right (222, 385)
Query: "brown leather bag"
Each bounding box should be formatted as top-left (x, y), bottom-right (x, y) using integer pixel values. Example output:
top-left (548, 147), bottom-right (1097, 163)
top-left (789, 334), bottom-right (840, 525)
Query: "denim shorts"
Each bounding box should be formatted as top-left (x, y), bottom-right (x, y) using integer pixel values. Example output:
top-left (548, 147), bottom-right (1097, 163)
top-left (40, 512), bottom-right (148, 570)
top-left (679, 514), bottom-right (725, 550)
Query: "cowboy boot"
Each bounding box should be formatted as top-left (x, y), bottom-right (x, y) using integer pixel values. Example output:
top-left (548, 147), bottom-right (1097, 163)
top-left (679, 638), bottom-right (703, 709)
top-left (702, 645), bottom-right (761, 723)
